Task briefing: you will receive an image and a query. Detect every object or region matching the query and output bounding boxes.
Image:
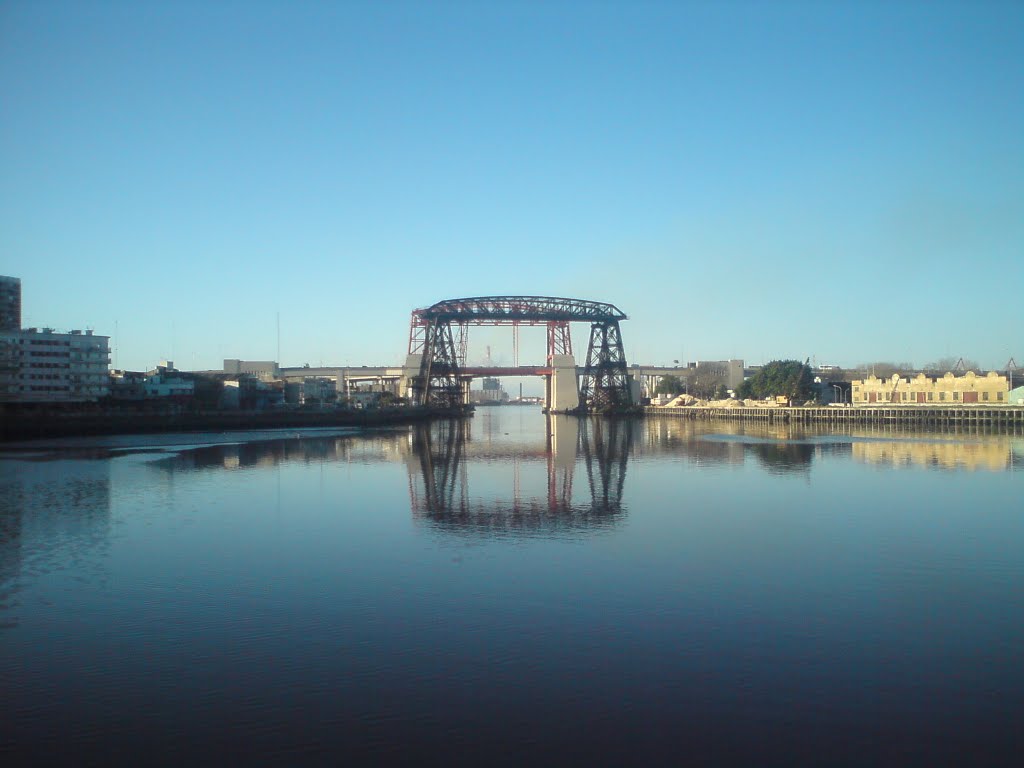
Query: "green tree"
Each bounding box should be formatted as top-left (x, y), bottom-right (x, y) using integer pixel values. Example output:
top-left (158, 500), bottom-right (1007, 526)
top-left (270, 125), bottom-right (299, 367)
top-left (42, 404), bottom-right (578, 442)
top-left (736, 359), bottom-right (816, 402)
top-left (656, 375), bottom-right (685, 395)
top-left (686, 362), bottom-right (729, 399)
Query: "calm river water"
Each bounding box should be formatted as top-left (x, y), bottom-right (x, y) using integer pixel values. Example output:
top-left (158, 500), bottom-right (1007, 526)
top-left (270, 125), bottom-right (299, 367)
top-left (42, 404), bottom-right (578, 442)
top-left (2, 409), bottom-right (1023, 765)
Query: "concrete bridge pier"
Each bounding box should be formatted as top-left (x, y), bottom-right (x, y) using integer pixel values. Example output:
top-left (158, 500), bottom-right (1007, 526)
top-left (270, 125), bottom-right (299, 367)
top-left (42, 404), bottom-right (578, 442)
top-left (545, 354), bottom-right (580, 413)
top-left (401, 354), bottom-right (422, 401)
top-left (458, 375), bottom-right (473, 406)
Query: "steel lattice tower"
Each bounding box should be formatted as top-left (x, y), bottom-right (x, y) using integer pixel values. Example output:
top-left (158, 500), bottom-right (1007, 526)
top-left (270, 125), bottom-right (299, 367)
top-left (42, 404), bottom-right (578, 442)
top-left (413, 319), bottom-right (465, 409)
top-left (579, 321), bottom-right (631, 411)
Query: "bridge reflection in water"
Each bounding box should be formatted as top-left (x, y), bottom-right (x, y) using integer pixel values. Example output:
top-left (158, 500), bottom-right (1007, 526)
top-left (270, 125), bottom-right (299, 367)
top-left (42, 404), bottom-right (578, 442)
top-left (408, 416), bottom-right (635, 535)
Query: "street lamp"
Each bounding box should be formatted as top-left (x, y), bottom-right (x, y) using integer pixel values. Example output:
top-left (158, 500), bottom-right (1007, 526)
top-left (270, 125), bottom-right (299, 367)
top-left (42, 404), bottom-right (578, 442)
top-left (832, 384), bottom-right (842, 404)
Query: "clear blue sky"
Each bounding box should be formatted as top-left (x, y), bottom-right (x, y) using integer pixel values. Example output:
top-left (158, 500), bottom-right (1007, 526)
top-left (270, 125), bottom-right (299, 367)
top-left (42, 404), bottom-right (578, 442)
top-left (2, 1), bottom-right (1021, 378)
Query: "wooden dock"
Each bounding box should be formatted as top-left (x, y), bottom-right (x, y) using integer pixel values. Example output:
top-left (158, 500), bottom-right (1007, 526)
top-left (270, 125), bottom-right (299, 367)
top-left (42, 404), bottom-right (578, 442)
top-left (644, 405), bottom-right (1024, 430)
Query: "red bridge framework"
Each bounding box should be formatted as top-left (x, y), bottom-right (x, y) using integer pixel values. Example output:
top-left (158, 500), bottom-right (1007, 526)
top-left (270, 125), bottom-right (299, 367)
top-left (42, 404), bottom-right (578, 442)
top-left (407, 296), bottom-right (633, 412)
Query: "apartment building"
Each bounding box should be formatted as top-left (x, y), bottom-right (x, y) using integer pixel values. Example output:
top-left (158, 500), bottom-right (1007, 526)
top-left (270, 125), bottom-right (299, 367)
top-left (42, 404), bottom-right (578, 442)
top-left (0, 327), bottom-right (111, 403)
top-left (0, 275), bottom-right (21, 331)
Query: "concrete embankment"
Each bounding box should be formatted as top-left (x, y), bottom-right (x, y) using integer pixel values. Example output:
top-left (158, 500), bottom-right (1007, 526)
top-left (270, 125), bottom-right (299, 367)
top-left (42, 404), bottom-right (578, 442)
top-left (645, 405), bottom-right (1024, 430)
top-left (0, 407), bottom-right (461, 442)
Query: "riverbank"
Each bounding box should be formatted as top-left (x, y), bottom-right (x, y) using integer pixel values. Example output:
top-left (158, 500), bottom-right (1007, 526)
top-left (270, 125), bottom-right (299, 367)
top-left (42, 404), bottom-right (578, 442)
top-left (645, 404), bottom-right (1024, 431)
top-left (0, 406), bottom-right (466, 442)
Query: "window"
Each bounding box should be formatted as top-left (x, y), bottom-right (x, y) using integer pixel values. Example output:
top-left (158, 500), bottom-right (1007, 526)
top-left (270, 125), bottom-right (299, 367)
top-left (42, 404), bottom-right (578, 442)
top-left (983, 392), bottom-right (989, 401)
top-left (928, 392), bottom-right (934, 401)
top-left (953, 392), bottom-right (960, 401)
top-left (997, 392), bottom-right (1004, 401)
top-left (940, 392), bottom-right (946, 401)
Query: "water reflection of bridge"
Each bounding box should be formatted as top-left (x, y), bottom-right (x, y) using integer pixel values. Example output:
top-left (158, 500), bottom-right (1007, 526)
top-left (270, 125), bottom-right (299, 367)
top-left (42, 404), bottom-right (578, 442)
top-left (408, 417), bottom-right (635, 534)
top-left (141, 420), bottom-right (639, 534)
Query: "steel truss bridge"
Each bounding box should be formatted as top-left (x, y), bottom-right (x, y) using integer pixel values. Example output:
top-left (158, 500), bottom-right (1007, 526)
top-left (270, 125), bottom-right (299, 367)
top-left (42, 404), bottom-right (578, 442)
top-left (408, 296), bottom-right (633, 411)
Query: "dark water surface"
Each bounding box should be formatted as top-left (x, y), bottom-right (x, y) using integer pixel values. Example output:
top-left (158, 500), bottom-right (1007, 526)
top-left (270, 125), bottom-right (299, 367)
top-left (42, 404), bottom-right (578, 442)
top-left (2, 410), bottom-right (1023, 765)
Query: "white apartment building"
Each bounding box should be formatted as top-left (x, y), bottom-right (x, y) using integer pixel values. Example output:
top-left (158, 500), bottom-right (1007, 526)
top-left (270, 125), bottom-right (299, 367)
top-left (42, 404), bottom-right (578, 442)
top-left (0, 327), bottom-right (111, 403)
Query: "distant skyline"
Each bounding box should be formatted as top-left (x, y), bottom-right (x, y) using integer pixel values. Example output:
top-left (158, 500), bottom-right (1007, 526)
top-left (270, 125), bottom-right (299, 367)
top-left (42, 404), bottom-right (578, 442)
top-left (2, 1), bottom-right (1021, 376)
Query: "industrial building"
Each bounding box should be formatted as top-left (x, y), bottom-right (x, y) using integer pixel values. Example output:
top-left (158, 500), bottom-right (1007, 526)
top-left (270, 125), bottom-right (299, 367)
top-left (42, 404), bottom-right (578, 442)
top-left (470, 377), bottom-right (509, 405)
top-left (223, 358), bottom-right (280, 379)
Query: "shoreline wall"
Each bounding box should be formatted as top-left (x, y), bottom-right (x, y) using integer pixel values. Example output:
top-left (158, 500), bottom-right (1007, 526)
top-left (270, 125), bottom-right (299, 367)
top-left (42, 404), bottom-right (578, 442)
top-left (0, 407), bottom-right (459, 442)
top-left (645, 405), bottom-right (1024, 431)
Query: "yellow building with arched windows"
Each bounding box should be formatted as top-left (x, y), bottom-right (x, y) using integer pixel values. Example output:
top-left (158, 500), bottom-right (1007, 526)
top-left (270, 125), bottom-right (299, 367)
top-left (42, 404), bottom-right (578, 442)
top-left (851, 371), bottom-right (1009, 405)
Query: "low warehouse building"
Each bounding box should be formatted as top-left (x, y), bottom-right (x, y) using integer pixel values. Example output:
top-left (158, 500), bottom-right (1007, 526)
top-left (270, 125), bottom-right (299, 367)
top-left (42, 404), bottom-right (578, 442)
top-left (852, 371), bottom-right (1009, 405)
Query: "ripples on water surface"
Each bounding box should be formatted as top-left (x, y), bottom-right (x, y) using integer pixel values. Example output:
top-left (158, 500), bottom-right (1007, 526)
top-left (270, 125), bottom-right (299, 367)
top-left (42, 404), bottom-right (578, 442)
top-left (2, 411), bottom-right (1023, 764)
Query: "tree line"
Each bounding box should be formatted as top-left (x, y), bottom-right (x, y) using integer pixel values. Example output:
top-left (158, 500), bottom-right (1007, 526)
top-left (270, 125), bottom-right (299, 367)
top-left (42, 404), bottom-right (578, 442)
top-left (655, 356), bottom-right (1011, 405)
top-left (656, 360), bottom-right (817, 402)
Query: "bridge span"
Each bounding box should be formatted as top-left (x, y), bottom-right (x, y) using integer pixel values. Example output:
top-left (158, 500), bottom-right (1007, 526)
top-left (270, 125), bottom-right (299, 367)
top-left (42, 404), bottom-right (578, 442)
top-left (258, 364), bottom-right (710, 404)
top-left (276, 364), bottom-right (564, 403)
